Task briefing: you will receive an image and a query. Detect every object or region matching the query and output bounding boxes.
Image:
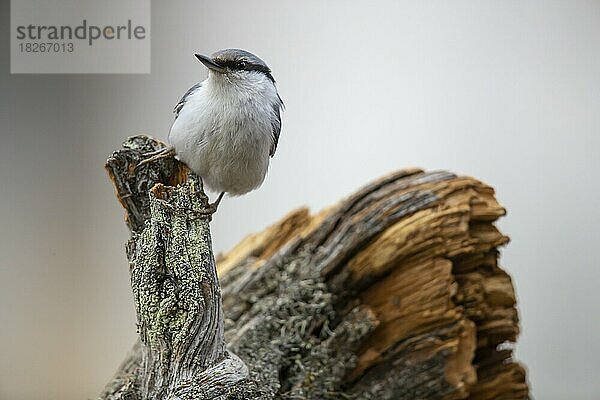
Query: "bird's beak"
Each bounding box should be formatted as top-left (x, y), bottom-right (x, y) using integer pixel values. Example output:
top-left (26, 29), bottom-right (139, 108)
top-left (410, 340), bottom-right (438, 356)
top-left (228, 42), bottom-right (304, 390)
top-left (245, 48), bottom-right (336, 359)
top-left (195, 53), bottom-right (226, 73)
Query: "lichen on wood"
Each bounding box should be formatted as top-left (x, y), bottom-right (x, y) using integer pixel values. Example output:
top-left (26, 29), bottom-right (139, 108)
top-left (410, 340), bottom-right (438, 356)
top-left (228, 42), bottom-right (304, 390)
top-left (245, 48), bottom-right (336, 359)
top-left (101, 135), bottom-right (529, 399)
top-left (103, 136), bottom-right (248, 399)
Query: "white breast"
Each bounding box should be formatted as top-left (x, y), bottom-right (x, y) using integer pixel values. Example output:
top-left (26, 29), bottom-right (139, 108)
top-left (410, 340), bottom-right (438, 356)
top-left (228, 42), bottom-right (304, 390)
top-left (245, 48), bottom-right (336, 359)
top-left (169, 71), bottom-right (281, 196)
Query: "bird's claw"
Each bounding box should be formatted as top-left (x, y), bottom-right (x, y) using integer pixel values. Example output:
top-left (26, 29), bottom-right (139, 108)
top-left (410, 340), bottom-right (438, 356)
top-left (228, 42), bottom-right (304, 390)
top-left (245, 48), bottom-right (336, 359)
top-left (206, 192), bottom-right (225, 214)
top-left (134, 146), bottom-right (176, 171)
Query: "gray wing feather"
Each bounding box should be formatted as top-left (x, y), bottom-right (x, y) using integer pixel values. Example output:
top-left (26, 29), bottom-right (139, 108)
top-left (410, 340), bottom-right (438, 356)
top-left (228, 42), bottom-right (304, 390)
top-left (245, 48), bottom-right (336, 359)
top-left (174, 82), bottom-right (202, 118)
top-left (270, 94), bottom-right (284, 157)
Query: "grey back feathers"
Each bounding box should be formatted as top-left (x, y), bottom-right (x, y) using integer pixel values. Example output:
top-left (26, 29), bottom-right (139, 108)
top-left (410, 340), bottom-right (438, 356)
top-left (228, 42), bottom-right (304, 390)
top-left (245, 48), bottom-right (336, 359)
top-left (270, 96), bottom-right (282, 156)
top-left (174, 82), bottom-right (202, 118)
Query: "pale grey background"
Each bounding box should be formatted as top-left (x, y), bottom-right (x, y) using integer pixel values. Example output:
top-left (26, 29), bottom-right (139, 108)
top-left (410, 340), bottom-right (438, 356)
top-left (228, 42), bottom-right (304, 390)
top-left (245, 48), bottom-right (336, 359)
top-left (1, 1), bottom-right (599, 399)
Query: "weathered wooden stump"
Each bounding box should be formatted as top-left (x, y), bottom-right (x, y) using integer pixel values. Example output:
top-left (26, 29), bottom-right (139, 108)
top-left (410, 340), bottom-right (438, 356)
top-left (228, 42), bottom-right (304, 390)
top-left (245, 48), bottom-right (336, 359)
top-left (100, 135), bottom-right (529, 399)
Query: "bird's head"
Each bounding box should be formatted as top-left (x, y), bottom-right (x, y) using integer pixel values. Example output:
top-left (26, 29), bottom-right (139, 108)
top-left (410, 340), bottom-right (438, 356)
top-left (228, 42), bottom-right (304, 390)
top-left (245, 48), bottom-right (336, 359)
top-left (195, 49), bottom-right (276, 85)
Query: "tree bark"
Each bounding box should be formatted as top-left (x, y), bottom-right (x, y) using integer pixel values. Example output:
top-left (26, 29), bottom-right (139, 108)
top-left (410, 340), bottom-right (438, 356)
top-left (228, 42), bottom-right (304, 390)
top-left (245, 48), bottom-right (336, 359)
top-left (100, 135), bottom-right (529, 399)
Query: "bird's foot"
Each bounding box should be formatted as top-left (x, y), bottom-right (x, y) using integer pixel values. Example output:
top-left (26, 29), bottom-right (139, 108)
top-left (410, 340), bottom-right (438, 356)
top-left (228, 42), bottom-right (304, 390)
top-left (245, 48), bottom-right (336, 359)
top-left (135, 146), bottom-right (176, 170)
top-left (206, 192), bottom-right (225, 214)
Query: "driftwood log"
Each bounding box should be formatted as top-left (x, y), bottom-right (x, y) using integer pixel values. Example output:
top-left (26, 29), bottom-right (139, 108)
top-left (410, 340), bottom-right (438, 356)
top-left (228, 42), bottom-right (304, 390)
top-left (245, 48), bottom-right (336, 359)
top-left (100, 135), bottom-right (529, 399)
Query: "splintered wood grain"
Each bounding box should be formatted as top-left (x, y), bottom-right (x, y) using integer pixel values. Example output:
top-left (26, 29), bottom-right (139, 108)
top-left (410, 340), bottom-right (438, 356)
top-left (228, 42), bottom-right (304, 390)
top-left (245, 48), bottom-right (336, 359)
top-left (341, 178), bottom-right (508, 286)
top-left (452, 252), bottom-right (523, 399)
top-left (350, 258), bottom-right (465, 379)
top-left (468, 349), bottom-right (529, 400)
top-left (215, 169), bottom-right (528, 399)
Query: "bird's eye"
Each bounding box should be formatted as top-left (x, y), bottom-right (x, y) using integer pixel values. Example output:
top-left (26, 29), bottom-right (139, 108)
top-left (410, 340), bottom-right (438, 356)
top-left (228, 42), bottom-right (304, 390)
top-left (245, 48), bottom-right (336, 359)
top-left (238, 61), bottom-right (247, 69)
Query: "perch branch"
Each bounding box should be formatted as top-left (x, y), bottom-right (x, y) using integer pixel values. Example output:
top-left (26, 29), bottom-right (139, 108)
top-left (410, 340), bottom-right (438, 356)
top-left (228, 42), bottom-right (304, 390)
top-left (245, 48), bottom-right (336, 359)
top-left (102, 136), bottom-right (247, 399)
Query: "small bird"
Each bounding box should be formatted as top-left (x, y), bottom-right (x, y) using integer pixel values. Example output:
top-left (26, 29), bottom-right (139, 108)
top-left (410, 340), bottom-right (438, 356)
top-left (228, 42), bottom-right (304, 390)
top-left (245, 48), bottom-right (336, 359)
top-left (142, 49), bottom-right (283, 209)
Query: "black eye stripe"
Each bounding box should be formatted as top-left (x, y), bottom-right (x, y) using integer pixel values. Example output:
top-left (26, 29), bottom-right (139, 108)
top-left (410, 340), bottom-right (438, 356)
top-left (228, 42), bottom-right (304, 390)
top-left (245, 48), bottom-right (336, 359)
top-left (213, 56), bottom-right (275, 83)
top-left (220, 60), bottom-right (269, 72)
